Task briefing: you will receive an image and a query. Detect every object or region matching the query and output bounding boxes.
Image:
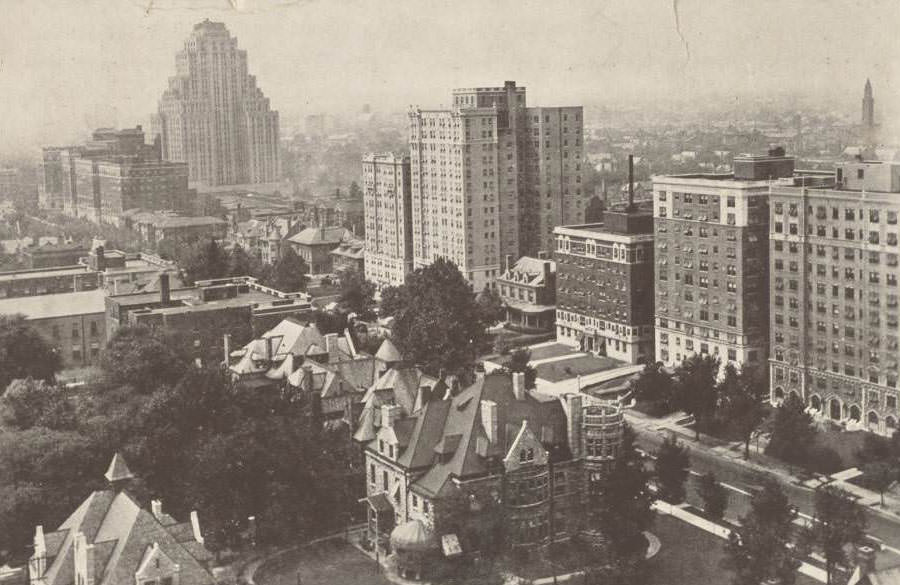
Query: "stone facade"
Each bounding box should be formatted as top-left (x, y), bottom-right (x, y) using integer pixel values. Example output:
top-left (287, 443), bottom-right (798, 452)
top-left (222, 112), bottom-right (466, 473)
top-left (769, 161), bottom-right (900, 436)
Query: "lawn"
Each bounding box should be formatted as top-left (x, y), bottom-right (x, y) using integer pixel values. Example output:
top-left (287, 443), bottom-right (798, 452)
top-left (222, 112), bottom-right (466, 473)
top-left (812, 426), bottom-right (868, 468)
top-left (489, 342), bottom-right (579, 367)
top-left (255, 540), bottom-right (392, 585)
top-left (535, 354), bottom-right (623, 383)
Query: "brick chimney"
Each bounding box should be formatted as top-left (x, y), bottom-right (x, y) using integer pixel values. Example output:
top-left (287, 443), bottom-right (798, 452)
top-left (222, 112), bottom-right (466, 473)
top-left (537, 250), bottom-right (548, 260)
top-left (159, 272), bottom-right (170, 304)
top-left (542, 260), bottom-right (552, 289)
top-left (190, 510), bottom-right (205, 545)
top-left (512, 372), bottom-right (526, 400)
top-left (324, 333), bottom-right (339, 358)
top-left (855, 545), bottom-right (876, 576)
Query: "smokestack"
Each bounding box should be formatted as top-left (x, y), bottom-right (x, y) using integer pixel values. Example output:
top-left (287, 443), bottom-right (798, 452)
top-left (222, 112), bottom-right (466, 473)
top-left (159, 272), bottom-right (170, 304)
top-left (95, 245), bottom-right (105, 271)
top-left (628, 154), bottom-right (634, 210)
top-left (223, 333), bottom-right (231, 366)
top-left (513, 372), bottom-right (526, 400)
top-left (566, 393), bottom-right (584, 459)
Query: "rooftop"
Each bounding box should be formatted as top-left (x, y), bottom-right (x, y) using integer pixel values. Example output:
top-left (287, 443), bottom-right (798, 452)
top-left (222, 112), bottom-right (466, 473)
top-left (0, 289), bottom-right (107, 319)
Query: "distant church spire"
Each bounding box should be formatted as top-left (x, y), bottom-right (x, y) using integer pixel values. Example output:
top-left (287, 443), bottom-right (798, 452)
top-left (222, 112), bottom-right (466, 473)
top-left (862, 78), bottom-right (875, 129)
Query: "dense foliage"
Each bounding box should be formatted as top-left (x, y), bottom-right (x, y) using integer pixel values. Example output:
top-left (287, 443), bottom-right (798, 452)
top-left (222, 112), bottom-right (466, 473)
top-left (654, 436), bottom-right (690, 504)
top-left (0, 315), bottom-right (61, 391)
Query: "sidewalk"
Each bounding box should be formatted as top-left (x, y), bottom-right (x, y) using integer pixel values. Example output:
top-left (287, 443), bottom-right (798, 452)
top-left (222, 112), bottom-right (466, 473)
top-left (624, 408), bottom-right (900, 525)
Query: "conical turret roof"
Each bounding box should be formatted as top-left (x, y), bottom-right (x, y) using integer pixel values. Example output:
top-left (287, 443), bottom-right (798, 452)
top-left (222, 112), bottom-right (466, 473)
top-left (104, 452), bottom-right (135, 485)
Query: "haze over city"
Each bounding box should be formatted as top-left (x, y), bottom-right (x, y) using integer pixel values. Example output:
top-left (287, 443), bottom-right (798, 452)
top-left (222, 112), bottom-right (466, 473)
top-left (2, 0), bottom-right (900, 157)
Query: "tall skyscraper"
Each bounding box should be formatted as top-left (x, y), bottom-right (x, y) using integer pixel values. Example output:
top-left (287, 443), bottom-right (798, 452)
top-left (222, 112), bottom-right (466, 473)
top-left (652, 150), bottom-right (796, 370)
top-left (408, 81), bottom-right (585, 291)
top-left (769, 160), bottom-right (900, 436)
top-left (862, 78), bottom-right (875, 129)
top-left (362, 153), bottom-right (413, 289)
top-left (152, 20), bottom-right (280, 187)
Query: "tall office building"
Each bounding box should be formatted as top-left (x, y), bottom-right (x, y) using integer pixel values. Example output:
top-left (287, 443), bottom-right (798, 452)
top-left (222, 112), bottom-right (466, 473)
top-left (652, 150), bottom-right (796, 370)
top-left (408, 81), bottom-right (585, 291)
top-left (769, 160), bottom-right (900, 436)
top-left (41, 127), bottom-right (192, 224)
top-left (153, 20), bottom-right (280, 187)
top-left (862, 78), bottom-right (875, 130)
top-left (362, 153), bottom-right (413, 288)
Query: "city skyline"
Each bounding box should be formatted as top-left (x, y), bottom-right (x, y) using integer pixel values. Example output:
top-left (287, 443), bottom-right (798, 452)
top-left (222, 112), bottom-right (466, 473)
top-left (2, 0), bottom-right (900, 157)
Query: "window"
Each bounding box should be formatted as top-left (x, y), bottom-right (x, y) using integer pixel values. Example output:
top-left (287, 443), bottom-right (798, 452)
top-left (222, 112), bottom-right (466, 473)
top-left (727, 196), bottom-right (735, 208)
top-left (383, 471), bottom-right (389, 491)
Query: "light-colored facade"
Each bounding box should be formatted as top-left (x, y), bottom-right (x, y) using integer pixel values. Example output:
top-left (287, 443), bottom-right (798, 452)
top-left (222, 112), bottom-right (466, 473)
top-left (363, 153), bottom-right (413, 288)
top-left (408, 81), bottom-right (584, 291)
top-left (769, 160), bottom-right (900, 436)
top-left (652, 152), bottom-right (794, 370)
top-left (153, 20), bottom-right (280, 187)
top-left (554, 210), bottom-right (655, 364)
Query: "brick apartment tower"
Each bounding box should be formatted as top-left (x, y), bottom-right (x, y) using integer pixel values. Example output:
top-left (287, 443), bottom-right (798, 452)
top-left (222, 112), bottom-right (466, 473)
top-left (652, 150), bottom-right (795, 370)
top-left (152, 20), bottom-right (280, 187)
top-left (769, 160), bottom-right (900, 436)
top-left (407, 81), bottom-right (585, 291)
top-left (363, 153), bottom-right (413, 289)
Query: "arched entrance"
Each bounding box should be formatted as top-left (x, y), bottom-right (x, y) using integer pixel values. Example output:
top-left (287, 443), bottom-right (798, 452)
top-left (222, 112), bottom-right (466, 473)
top-left (886, 416), bottom-right (897, 431)
top-left (829, 398), bottom-right (842, 420)
top-left (849, 405), bottom-right (861, 422)
top-left (867, 411), bottom-right (879, 431)
top-left (774, 387), bottom-right (785, 401)
top-left (788, 390), bottom-right (800, 402)
top-left (810, 395), bottom-right (821, 412)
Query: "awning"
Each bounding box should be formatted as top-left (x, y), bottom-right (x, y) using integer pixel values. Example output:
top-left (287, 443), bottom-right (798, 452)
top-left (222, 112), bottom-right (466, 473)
top-left (359, 493), bottom-right (393, 513)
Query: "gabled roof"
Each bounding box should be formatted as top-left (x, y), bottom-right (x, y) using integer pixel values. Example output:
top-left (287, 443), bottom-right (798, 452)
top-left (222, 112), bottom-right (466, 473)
top-left (499, 256), bottom-right (555, 287)
top-left (375, 338), bottom-right (403, 363)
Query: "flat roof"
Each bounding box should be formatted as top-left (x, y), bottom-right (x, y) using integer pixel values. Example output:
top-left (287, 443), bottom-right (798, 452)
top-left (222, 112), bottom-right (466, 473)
top-left (0, 265), bottom-right (91, 282)
top-left (0, 289), bottom-right (107, 320)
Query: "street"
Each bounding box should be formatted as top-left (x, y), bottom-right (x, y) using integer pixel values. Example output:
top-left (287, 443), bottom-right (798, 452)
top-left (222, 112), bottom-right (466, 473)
top-left (629, 415), bottom-right (900, 569)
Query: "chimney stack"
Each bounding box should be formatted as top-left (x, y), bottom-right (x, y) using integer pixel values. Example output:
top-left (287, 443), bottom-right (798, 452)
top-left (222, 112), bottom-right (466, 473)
top-left (537, 250), bottom-right (548, 260)
top-left (855, 545), bottom-right (877, 576)
top-left (627, 154), bottom-right (635, 210)
top-left (159, 272), bottom-right (170, 304)
top-left (542, 260), bottom-right (552, 289)
top-left (505, 254), bottom-right (513, 272)
top-left (95, 245), bottom-right (106, 271)
top-left (151, 499), bottom-right (163, 521)
top-left (190, 510), bottom-right (205, 545)
top-left (381, 404), bottom-right (402, 428)
top-left (480, 400), bottom-right (498, 446)
top-left (513, 371), bottom-right (526, 400)
top-left (324, 333), bottom-right (339, 360)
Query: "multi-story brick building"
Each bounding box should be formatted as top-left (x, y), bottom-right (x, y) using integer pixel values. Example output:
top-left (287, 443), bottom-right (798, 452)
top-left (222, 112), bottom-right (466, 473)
top-left (363, 153), bottom-right (413, 289)
top-left (554, 204), bottom-right (655, 364)
top-left (41, 127), bottom-right (193, 223)
top-left (769, 160), bottom-right (900, 435)
top-left (496, 252), bottom-right (556, 334)
top-left (408, 81), bottom-right (585, 291)
top-left (359, 371), bottom-right (623, 568)
top-left (652, 150), bottom-right (795, 370)
top-left (153, 20), bottom-right (280, 187)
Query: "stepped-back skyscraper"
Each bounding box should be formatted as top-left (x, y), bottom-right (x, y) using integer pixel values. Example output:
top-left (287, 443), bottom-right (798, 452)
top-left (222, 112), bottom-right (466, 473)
top-left (152, 20), bottom-right (280, 187)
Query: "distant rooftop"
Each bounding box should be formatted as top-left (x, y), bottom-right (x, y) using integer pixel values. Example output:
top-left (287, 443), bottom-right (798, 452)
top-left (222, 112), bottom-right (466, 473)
top-left (0, 289), bottom-right (106, 320)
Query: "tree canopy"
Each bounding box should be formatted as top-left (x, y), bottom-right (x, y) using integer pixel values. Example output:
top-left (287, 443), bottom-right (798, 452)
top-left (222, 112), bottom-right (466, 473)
top-left (717, 363), bottom-right (768, 459)
top-left (765, 393), bottom-right (817, 470)
top-left (0, 314), bottom-right (61, 391)
top-left (811, 485), bottom-right (867, 585)
top-left (630, 361), bottom-right (675, 416)
top-left (504, 348), bottom-right (537, 389)
top-left (390, 258), bottom-right (491, 379)
top-left (337, 271), bottom-right (376, 319)
top-left (655, 436), bottom-right (690, 504)
top-left (265, 245), bottom-right (308, 293)
top-left (673, 354), bottom-right (720, 439)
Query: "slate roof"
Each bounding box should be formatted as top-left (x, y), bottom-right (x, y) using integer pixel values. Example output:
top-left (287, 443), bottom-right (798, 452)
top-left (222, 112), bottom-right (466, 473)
top-left (374, 338), bottom-right (403, 363)
top-left (288, 227), bottom-right (349, 247)
top-left (499, 256), bottom-right (555, 287)
top-left (35, 459), bottom-right (214, 585)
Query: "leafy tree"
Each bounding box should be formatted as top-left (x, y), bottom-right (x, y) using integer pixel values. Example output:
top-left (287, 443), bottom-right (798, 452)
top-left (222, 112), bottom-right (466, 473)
top-left (337, 271), bottom-right (376, 319)
top-left (0, 378), bottom-right (75, 430)
top-left (630, 361), bottom-right (675, 416)
top-left (178, 238), bottom-right (229, 285)
top-left (378, 285), bottom-right (406, 318)
top-left (0, 314), bottom-right (61, 390)
top-left (391, 258), bottom-right (491, 380)
top-left (718, 363), bottom-right (768, 459)
top-left (673, 354), bottom-right (720, 440)
top-left (655, 436), bottom-right (690, 504)
top-left (724, 479), bottom-right (806, 585)
top-left (505, 348), bottom-right (536, 389)
top-left (597, 424), bottom-right (655, 562)
top-left (228, 244), bottom-right (267, 280)
top-left (348, 181), bottom-right (362, 199)
top-left (100, 325), bottom-right (192, 394)
top-left (811, 485), bottom-right (867, 585)
top-left (860, 461), bottom-right (897, 507)
top-left (698, 472), bottom-right (728, 520)
top-left (265, 245), bottom-right (308, 292)
top-left (475, 285), bottom-right (505, 327)
top-left (765, 393), bottom-right (816, 471)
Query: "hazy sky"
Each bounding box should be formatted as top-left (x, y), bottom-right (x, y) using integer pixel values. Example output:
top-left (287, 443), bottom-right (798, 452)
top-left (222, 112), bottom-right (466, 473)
top-left (1, 0), bottom-right (899, 157)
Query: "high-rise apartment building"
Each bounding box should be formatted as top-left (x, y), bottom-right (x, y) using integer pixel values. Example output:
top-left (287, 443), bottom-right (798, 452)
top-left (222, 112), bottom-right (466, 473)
top-left (408, 81), bottom-right (584, 291)
top-left (362, 153), bottom-right (413, 288)
top-left (652, 150), bottom-right (796, 369)
top-left (769, 160), bottom-right (900, 436)
top-left (153, 20), bottom-right (280, 187)
top-left (41, 127), bottom-right (192, 224)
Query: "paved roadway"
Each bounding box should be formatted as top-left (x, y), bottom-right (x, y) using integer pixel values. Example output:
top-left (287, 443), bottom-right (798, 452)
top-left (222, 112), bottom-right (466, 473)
top-left (629, 416), bottom-right (900, 569)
